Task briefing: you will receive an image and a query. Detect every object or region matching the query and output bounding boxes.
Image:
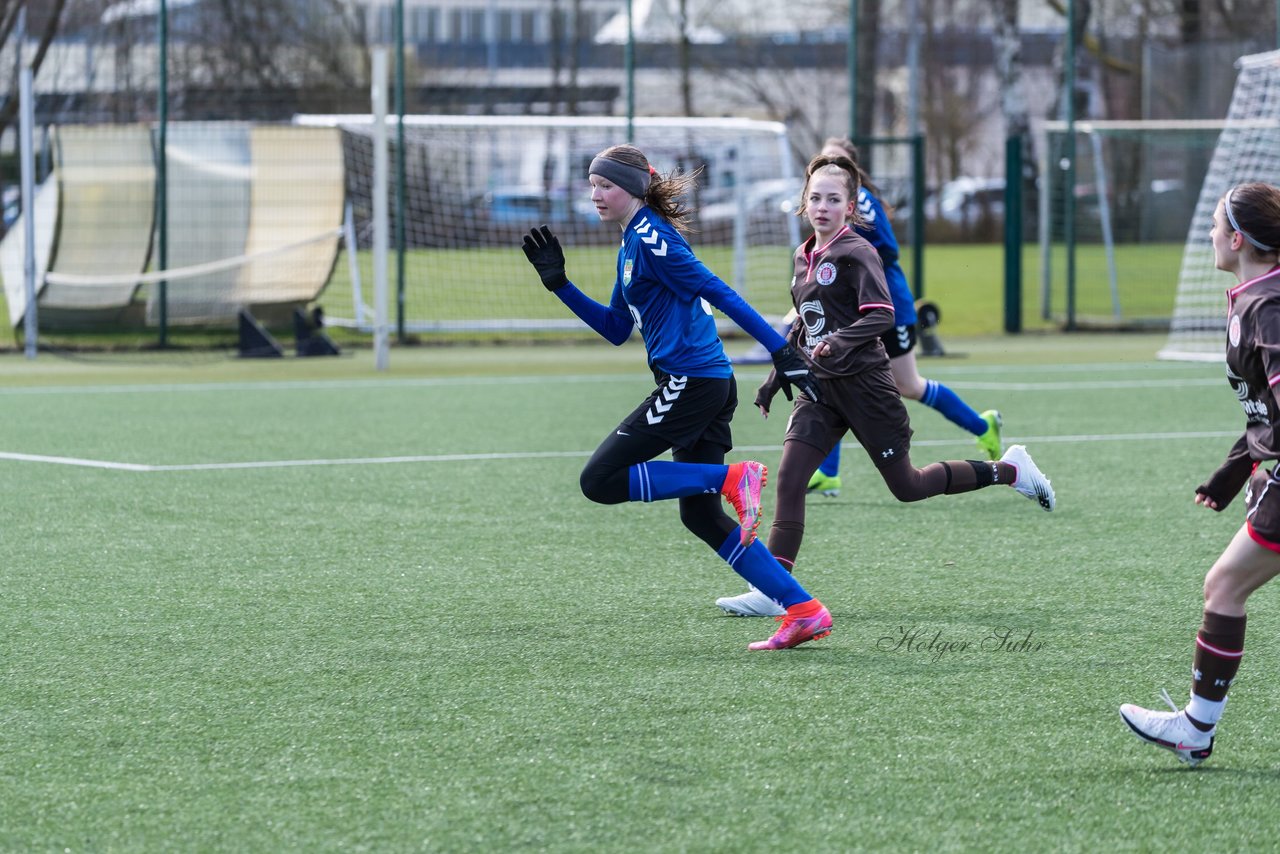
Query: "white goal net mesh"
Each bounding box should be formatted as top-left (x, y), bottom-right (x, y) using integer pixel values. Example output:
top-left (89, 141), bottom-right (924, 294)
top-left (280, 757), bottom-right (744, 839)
top-left (295, 114), bottom-right (802, 334)
top-left (1160, 49), bottom-right (1280, 361)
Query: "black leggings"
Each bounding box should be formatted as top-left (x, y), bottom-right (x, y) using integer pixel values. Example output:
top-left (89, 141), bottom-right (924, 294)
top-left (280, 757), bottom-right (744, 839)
top-left (579, 428), bottom-right (738, 549)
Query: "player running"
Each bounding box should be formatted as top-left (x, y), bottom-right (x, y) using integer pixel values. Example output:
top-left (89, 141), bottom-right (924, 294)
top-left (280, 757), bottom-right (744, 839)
top-left (1119, 182), bottom-right (1280, 766)
top-left (715, 152), bottom-right (1054, 618)
top-left (803, 137), bottom-right (1002, 501)
top-left (520, 143), bottom-right (832, 651)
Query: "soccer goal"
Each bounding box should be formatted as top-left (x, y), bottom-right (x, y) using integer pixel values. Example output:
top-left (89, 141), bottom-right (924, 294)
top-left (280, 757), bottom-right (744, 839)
top-left (1158, 49), bottom-right (1280, 360)
top-left (1037, 118), bottom-right (1233, 331)
top-left (293, 114), bottom-right (802, 335)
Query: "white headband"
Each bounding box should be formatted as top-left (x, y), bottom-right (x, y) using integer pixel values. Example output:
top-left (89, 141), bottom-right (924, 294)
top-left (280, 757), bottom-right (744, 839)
top-left (1225, 187), bottom-right (1276, 252)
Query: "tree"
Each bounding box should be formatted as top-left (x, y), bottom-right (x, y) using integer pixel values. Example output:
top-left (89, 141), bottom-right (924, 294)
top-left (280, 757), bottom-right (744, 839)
top-left (853, 0), bottom-right (880, 140)
top-left (992, 0), bottom-right (1036, 239)
top-left (0, 0), bottom-right (69, 140)
top-left (178, 0), bottom-right (369, 114)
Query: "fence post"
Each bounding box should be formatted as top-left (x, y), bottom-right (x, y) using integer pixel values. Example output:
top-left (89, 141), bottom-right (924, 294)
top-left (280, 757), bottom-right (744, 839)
top-left (1004, 135), bottom-right (1023, 333)
top-left (911, 134), bottom-right (925, 299)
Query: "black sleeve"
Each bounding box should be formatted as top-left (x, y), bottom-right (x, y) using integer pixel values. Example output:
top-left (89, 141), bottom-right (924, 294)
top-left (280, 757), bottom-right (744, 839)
top-left (1196, 434), bottom-right (1254, 510)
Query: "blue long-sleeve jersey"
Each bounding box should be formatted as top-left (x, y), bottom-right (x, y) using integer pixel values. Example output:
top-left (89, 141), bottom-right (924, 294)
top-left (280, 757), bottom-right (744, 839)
top-left (554, 207), bottom-right (786, 377)
top-left (854, 188), bottom-right (916, 327)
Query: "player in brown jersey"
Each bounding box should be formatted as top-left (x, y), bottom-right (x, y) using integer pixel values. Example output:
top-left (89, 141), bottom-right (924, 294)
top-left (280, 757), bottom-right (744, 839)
top-left (802, 136), bottom-right (1003, 501)
top-left (1121, 182), bottom-right (1280, 766)
top-left (714, 154), bottom-right (1055, 616)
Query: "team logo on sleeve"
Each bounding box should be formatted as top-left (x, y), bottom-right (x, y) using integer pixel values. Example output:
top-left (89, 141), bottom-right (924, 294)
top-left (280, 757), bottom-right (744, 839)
top-left (1229, 313), bottom-right (1241, 348)
top-left (623, 259), bottom-right (634, 288)
top-left (815, 261), bottom-right (837, 286)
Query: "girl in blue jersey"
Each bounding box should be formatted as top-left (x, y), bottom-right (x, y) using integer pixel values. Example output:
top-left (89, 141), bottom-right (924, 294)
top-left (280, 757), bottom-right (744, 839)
top-left (804, 137), bottom-right (1002, 500)
top-left (520, 143), bottom-right (831, 651)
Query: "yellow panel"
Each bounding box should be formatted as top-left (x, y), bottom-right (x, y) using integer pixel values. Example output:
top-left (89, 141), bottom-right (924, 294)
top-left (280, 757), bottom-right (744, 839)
top-left (46, 124), bottom-right (153, 309)
top-left (234, 126), bottom-right (344, 305)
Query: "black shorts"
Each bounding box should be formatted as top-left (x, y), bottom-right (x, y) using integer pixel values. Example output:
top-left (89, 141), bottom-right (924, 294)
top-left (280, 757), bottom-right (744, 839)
top-left (783, 364), bottom-right (913, 469)
top-left (880, 323), bottom-right (918, 359)
top-left (618, 373), bottom-right (736, 452)
top-left (1245, 464), bottom-right (1280, 551)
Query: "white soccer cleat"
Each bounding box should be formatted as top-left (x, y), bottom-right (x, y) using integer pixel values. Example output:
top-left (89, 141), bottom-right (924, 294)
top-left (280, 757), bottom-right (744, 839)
top-left (1119, 690), bottom-right (1215, 767)
top-left (1001, 444), bottom-right (1055, 511)
top-left (715, 587), bottom-right (785, 617)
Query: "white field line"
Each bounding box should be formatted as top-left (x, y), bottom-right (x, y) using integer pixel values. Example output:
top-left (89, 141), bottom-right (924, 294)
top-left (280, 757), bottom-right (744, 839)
top-left (0, 430), bottom-right (1241, 473)
top-left (0, 375), bottom-right (629, 396)
top-left (0, 369), bottom-right (1223, 397)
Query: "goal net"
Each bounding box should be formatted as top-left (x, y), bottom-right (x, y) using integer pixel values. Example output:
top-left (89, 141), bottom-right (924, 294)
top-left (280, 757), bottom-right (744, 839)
top-left (294, 114), bottom-right (802, 335)
top-left (1037, 119), bottom-right (1226, 330)
top-left (1159, 49), bottom-right (1280, 360)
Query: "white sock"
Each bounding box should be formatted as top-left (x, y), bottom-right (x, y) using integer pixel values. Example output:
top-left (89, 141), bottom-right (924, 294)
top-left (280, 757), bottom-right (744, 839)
top-left (1185, 693), bottom-right (1227, 727)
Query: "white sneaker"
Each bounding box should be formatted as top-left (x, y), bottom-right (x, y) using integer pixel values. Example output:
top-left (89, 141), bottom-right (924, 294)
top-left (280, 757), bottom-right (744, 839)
top-left (715, 587), bottom-right (785, 617)
top-left (1119, 690), bottom-right (1215, 767)
top-left (1001, 444), bottom-right (1055, 511)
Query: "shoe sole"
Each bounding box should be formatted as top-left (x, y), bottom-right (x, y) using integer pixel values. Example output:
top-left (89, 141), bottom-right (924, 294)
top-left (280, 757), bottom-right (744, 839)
top-left (1118, 707), bottom-right (1213, 767)
top-left (738, 464), bottom-right (767, 545)
top-left (748, 619), bottom-right (833, 650)
top-left (1027, 483), bottom-right (1055, 512)
top-left (717, 605), bottom-right (782, 618)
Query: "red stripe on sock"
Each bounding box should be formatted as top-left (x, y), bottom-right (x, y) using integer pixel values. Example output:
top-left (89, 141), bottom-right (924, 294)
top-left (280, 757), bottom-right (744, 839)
top-left (1196, 636), bottom-right (1244, 658)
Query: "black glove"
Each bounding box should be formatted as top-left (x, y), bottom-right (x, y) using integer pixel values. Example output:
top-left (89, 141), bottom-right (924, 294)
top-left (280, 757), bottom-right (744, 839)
top-left (521, 225), bottom-right (569, 291)
top-left (771, 344), bottom-right (821, 404)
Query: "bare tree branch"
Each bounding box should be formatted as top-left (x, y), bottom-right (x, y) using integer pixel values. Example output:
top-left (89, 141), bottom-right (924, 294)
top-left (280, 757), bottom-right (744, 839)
top-left (0, 0), bottom-right (68, 140)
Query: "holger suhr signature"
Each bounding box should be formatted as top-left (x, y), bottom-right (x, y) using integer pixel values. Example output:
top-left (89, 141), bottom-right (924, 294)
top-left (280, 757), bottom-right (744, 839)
top-left (876, 626), bottom-right (1045, 661)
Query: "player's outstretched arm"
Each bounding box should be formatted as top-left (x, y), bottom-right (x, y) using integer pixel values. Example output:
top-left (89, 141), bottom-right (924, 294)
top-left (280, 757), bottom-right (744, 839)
top-left (520, 225), bottom-right (632, 345)
top-left (696, 276), bottom-right (821, 404)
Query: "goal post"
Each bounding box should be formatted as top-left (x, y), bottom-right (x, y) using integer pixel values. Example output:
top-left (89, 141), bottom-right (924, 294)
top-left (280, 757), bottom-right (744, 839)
top-left (293, 113), bottom-right (803, 336)
top-left (1159, 49), bottom-right (1280, 361)
top-left (1036, 118), bottom-right (1234, 332)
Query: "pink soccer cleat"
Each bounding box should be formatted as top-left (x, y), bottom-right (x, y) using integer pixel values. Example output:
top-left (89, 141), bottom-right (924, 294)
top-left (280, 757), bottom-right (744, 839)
top-left (722, 461), bottom-right (767, 545)
top-left (748, 603), bottom-right (833, 651)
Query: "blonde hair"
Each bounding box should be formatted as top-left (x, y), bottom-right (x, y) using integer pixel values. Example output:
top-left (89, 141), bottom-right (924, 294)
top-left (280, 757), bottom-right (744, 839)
top-left (592, 144), bottom-right (700, 236)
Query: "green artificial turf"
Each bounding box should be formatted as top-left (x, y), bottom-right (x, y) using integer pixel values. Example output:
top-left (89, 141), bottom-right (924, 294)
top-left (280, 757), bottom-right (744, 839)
top-left (2, 334), bottom-right (1274, 851)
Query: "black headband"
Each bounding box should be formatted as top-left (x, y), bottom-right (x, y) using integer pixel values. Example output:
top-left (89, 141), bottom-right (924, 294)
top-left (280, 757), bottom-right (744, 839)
top-left (588, 155), bottom-right (651, 199)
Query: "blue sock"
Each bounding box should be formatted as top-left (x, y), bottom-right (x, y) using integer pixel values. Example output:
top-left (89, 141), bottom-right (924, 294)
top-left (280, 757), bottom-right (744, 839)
top-left (716, 532), bottom-right (811, 607)
top-left (819, 444), bottom-right (841, 477)
top-left (628, 460), bottom-right (727, 502)
top-left (920, 379), bottom-right (988, 436)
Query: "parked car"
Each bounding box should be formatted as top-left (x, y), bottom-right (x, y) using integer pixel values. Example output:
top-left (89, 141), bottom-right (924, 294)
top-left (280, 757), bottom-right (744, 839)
top-left (931, 177), bottom-right (1006, 227)
top-left (482, 188), bottom-right (596, 226)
